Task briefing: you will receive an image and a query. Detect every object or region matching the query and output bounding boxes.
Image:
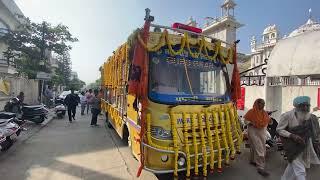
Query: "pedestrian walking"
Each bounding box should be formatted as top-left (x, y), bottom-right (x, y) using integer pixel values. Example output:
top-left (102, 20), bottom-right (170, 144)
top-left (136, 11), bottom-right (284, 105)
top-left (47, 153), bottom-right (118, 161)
top-left (80, 92), bottom-right (87, 115)
top-left (85, 89), bottom-right (94, 114)
top-left (64, 89), bottom-right (80, 123)
top-left (277, 96), bottom-right (320, 180)
top-left (243, 98), bottom-right (270, 177)
top-left (44, 85), bottom-right (53, 107)
top-left (90, 89), bottom-right (101, 126)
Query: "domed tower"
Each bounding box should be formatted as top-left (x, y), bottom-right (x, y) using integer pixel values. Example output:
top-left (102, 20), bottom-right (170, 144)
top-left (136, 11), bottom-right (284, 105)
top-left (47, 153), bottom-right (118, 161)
top-left (202, 0), bottom-right (243, 46)
top-left (287, 8), bottom-right (320, 38)
top-left (262, 24), bottom-right (279, 45)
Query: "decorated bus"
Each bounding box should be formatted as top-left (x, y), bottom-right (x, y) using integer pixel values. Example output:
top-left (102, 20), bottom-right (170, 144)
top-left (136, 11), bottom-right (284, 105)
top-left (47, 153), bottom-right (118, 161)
top-left (100, 9), bottom-right (243, 178)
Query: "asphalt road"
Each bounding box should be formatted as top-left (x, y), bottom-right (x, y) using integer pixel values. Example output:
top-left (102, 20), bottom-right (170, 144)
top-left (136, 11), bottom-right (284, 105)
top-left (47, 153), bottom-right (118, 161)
top-left (0, 109), bottom-right (319, 180)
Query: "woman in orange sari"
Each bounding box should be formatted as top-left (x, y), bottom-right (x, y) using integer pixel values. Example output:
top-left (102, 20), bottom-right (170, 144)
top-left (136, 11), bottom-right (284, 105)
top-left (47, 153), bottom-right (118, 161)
top-left (244, 98), bottom-right (270, 177)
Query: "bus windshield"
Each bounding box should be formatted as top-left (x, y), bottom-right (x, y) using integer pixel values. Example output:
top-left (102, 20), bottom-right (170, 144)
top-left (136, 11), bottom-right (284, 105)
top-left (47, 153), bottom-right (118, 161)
top-left (149, 51), bottom-right (229, 105)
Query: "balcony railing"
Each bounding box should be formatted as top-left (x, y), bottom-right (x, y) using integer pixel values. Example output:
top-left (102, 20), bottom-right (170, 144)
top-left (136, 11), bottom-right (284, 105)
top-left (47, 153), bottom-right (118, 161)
top-left (269, 76), bottom-right (320, 86)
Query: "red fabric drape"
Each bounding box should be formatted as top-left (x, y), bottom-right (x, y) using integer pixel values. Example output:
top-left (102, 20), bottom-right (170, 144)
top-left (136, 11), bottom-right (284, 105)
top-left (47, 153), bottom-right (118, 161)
top-left (231, 44), bottom-right (241, 104)
top-left (128, 21), bottom-right (151, 98)
top-left (237, 87), bottom-right (245, 110)
top-left (129, 21), bottom-right (151, 178)
top-left (317, 88), bottom-right (320, 109)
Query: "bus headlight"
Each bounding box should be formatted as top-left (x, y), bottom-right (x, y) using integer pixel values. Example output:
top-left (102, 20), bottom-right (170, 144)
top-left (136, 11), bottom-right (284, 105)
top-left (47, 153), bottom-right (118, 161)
top-left (161, 155), bottom-right (169, 162)
top-left (150, 126), bottom-right (172, 140)
top-left (177, 155), bottom-right (186, 167)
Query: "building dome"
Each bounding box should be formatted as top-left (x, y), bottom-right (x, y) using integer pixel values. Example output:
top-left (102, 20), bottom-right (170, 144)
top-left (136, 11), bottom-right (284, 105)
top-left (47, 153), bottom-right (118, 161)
top-left (263, 24), bottom-right (277, 35)
top-left (288, 18), bottom-right (320, 38)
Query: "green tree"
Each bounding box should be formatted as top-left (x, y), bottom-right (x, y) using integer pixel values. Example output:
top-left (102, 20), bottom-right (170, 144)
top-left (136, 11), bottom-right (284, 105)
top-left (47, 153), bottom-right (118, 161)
top-left (0, 19), bottom-right (78, 78)
top-left (66, 78), bottom-right (86, 90)
top-left (87, 78), bottom-right (101, 90)
top-left (52, 52), bottom-right (72, 86)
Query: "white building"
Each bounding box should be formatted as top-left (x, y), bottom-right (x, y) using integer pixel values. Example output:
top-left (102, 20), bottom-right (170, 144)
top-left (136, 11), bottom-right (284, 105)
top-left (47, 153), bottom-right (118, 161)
top-left (249, 25), bottom-right (280, 76)
top-left (0, 0), bottom-right (25, 74)
top-left (241, 9), bottom-right (320, 119)
top-left (202, 0), bottom-right (243, 46)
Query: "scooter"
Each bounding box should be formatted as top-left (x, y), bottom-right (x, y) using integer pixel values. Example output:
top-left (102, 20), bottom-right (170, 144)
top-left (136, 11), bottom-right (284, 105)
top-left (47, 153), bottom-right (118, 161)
top-left (0, 117), bottom-right (21, 151)
top-left (4, 97), bottom-right (49, 124)
top-left (0, 129), bottom-right (7, 151)
top-left (54, 104), bottom-right (66, 119)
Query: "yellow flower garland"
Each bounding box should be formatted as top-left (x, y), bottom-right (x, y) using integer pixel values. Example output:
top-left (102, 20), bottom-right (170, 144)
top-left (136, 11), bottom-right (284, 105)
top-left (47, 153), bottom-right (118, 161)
top-left (170, 110), bottom-right (179, 177)
top-left (136, 30), bottom-right (233, 64)
top-left (229, 106), bottom-right (241, 153)
top-left (233, 106), bottom-right (243, 147)
top-left (213, 110), bottom-right (222, 172)
top-left (204, 41), bottom-right (220, 61)
top-left (205, 112), bottom-right (215, 172)
top-left (137, 31), bottom-right (166, 52)
top-left (182, 113), bottom-right (191, 177)
top-left (220, 46), bottom-right (234, 64)
top-left (219, 108), bottom-right (230, 165)
top-left (191, 113), bottom-right (199, 176)
top-left (225, 108), bottom-right (236, 159)
top-left (197, 112), bottom-right (207, 177)
top-left (166, 31), bottom-right (186, 56)
top-left (185, 34), bottom-right (204, 58)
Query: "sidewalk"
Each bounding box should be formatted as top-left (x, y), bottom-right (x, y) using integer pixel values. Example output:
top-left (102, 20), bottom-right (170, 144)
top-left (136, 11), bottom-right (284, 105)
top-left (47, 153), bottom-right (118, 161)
top-left (0, 109), bottom-right (154, 180)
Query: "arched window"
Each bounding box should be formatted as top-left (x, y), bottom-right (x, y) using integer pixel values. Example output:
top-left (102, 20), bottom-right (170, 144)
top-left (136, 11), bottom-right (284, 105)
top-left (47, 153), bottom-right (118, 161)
top-left (271, 33), bottom-right (275, 39)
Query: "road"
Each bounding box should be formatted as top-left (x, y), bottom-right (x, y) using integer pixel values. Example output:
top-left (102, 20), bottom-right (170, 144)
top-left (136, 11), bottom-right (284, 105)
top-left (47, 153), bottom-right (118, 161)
top-left (0, 109), bottom-right (156, 180)
top-left (0, 109), bottom-right (319, 180)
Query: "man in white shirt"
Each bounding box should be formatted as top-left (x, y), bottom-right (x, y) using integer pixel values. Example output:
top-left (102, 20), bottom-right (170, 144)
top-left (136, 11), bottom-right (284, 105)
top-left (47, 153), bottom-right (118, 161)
top-left (277, 96), bottom-right (320, 180)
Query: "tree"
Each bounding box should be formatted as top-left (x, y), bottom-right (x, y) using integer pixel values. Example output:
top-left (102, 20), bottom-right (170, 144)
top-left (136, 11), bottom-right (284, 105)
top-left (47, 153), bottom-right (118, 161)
top-left (87, 78), bottom-right (101, 90)
top-left (0, 19), bottom-right (78, 78)
top-left (52, 52), bottom-right (72, 86)
top-left (66, 78), bottom-right (86, 91)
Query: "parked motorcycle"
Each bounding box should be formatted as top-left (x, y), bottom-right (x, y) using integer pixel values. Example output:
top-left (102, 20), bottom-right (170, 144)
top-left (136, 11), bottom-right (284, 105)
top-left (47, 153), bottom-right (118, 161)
top-left (54, 104), bottom-right (66, 118)
top-left (0, 129), bottom-right (7, 151)
top-left (0, 117), bottom-right (21, 151)
top-left (4, 97), bottom-right (49, 124)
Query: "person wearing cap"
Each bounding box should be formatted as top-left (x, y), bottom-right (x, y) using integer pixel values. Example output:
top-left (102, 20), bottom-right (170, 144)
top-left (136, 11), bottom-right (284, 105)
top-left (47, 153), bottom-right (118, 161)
top-left (277, 96), bottom-right (320, 180)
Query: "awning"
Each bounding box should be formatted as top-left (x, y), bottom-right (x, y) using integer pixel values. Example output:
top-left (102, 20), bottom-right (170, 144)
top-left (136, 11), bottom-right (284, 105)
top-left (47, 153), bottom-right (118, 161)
top-left (267, 31), bottom-right (320, 77)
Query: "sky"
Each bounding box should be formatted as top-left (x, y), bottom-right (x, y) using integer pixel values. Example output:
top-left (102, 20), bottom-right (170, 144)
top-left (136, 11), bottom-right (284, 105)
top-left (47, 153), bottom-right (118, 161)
top-left (14, 0), bottom-right (320, 84)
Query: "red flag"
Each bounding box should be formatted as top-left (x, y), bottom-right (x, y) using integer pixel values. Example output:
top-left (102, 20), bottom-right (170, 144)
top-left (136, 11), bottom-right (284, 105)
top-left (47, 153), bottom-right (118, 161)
top-left (231, 44), bottom-right (241, 104)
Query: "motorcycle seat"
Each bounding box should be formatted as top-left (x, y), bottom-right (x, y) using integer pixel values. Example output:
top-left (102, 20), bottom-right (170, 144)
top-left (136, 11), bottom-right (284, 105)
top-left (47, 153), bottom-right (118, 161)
top-left (22, 105), bottom-right (43, 109)
top-left (0, 112), bottom-right (16, 119)
top-left (0, 118), bottom-right (11, 126)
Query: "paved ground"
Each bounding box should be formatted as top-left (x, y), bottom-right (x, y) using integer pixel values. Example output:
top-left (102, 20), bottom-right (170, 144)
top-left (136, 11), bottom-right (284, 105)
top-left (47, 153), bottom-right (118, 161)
top-left (0, 109), bottom-right (156, 180)
top-left (0, 109), bottom-right (319, 180)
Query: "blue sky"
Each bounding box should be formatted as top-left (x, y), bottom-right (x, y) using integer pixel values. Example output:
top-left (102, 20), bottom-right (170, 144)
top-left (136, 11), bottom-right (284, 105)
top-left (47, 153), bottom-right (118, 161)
top-left (15, 0), bottom-right (320, 84)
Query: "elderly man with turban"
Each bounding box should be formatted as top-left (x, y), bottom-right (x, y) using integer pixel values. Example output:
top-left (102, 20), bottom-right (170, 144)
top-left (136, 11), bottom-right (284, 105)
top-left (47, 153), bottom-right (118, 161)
top-left (277, 96), bottom-right (320, 180)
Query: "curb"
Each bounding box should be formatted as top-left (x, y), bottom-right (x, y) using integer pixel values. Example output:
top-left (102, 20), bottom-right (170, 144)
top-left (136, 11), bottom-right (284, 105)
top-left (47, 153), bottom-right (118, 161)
top-left (0, 109), bottom-right (55, 160)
